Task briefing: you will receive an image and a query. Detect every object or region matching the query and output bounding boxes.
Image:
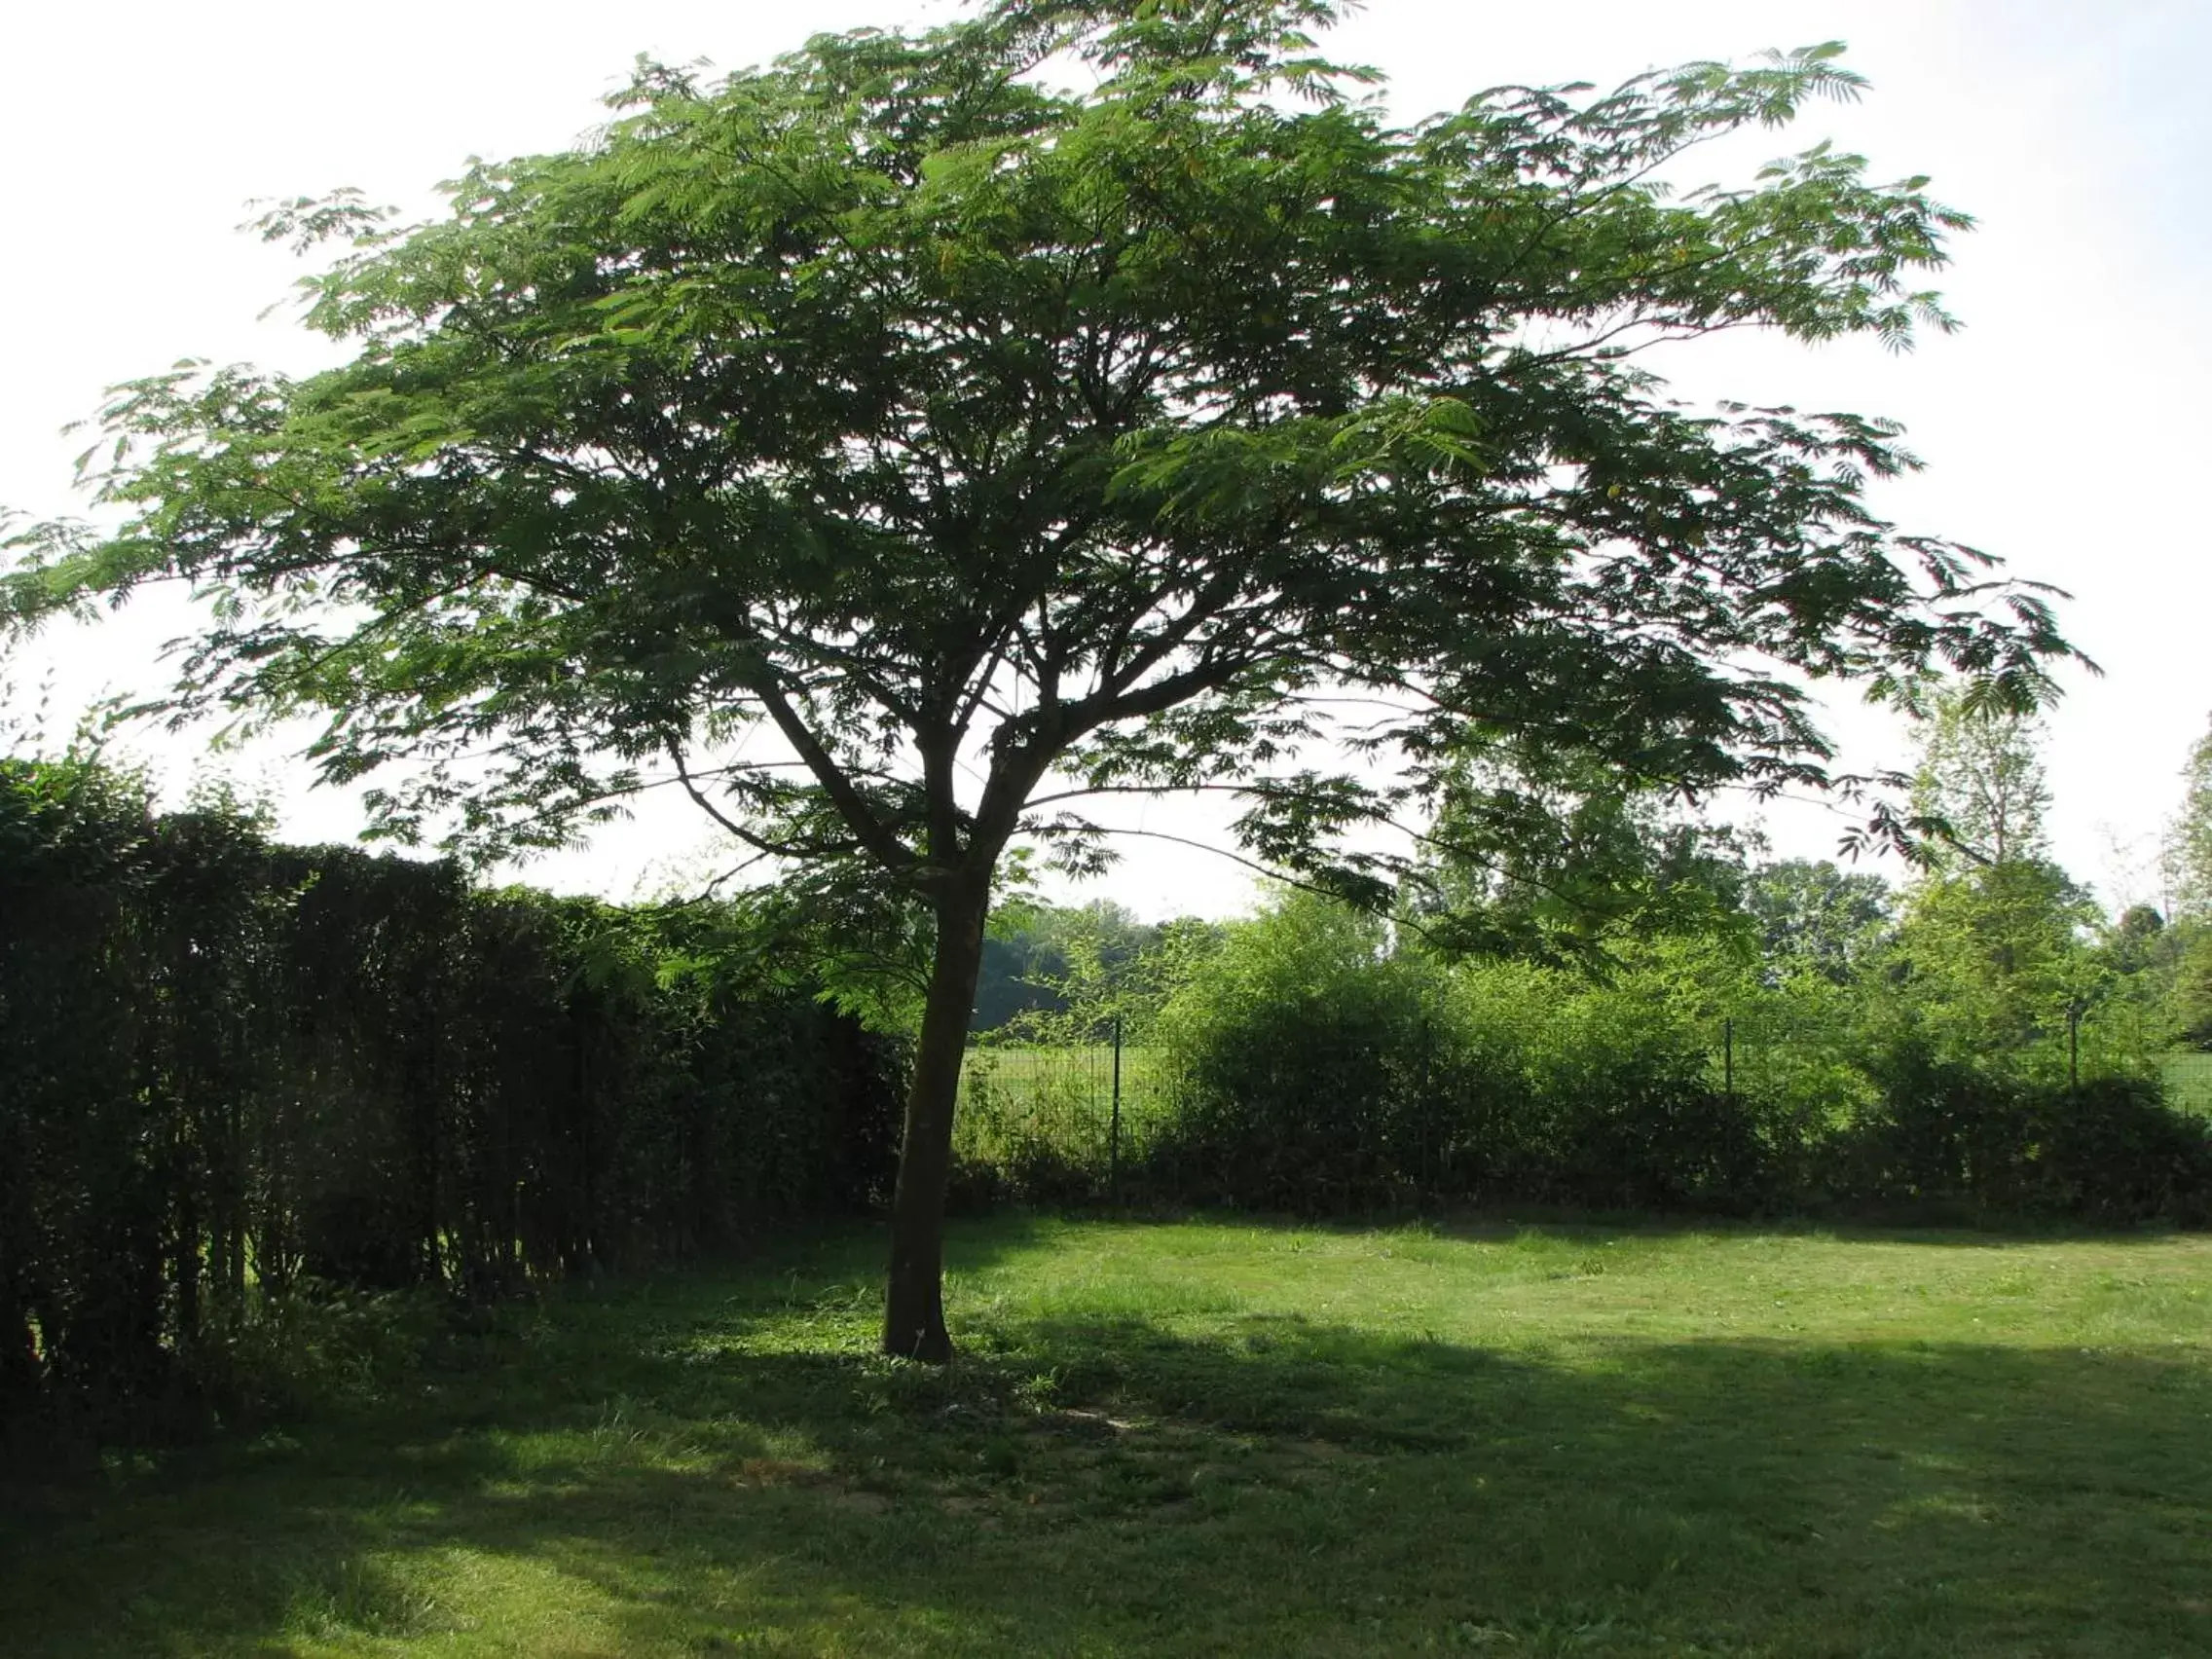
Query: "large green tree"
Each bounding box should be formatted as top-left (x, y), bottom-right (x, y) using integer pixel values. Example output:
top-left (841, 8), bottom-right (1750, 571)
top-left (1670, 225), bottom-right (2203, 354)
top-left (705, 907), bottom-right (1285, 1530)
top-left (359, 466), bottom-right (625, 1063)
top-left (2152, 716), bottom-right (2212, 1045)
top-left (5, 0), bottom-right (2071, 1358)
top-left (1893, 680), bottom-right (2096, 1073)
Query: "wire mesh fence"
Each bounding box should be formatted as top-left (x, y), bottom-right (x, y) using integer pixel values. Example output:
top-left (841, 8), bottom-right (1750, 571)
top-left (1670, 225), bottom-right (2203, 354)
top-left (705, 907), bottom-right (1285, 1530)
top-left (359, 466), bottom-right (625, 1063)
top-left (955, 1016), bottom-right (2212, 1208)
top-left (957, 1023), bottom-right (1180, 1201)
top-left (2162, 1051), bottom-right (2212, 1120)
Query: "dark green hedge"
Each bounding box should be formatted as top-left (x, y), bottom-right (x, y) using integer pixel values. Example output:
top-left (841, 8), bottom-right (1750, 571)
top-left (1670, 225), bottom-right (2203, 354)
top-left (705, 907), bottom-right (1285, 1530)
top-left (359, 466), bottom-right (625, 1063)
top-left (0, 757), bottom-right (903, 1442)
top-left (1835, 1060), bottom-right (2212, 1226)
top-left (1150, 993), bottom-right (1788, 1217)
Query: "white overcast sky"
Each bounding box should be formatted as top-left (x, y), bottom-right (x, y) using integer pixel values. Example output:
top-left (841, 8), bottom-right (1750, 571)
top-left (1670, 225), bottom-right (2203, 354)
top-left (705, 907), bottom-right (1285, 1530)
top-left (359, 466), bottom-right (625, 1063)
top-left (2, 0), bottom-right (2205, 918)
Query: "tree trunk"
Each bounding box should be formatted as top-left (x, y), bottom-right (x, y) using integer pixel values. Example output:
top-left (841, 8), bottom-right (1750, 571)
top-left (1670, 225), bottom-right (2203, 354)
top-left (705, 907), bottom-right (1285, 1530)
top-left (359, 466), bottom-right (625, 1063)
top-left (881, 876), bottom-right (991, 1361)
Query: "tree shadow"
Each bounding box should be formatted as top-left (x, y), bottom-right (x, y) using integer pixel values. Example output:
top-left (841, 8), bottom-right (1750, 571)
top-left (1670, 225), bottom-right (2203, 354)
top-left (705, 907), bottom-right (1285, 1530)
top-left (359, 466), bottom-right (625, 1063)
top-left (5, 1226), bottom-right (2209, 1656)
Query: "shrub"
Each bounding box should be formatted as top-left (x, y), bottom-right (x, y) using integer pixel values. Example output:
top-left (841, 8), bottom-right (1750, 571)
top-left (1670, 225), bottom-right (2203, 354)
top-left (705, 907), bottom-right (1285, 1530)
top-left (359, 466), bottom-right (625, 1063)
top-left (1127, 895), bottom-right (2210, 1227)
top-left (1836, 1053), bottom-right (2212, 1224)
top-left (1147, 900), bottom-right (1788, 1215)
top-left (1150, 896), bottom-right (1450, 1210)
top-left (1447, 963), bottom-right (1788, 1213)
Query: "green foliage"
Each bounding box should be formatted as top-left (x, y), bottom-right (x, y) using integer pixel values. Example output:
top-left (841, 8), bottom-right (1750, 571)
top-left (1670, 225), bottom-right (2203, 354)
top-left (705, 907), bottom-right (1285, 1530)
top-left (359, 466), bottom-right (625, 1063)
top-left (951, 1042), bottom-right (1181, 1207)
top-left (1743, 857), bottom-right (1894, 983)
top-left (1452, 955), bottom-right (1785, 1211)
top-left (1405, 750), bottom-right (1759, 969)
top-left (1, 0), bottom-right (2082, 1355)
top-left (953, 1055), bottom-right (1120, 1211)
top-left (969, 889), bottom-right (2211, 1227)
top-left (973, 899), bottom-right (1151, 1034)
top-left (973, 903), bottom-right (1082, 1033)
top-left (1151, 894), bottom-right (1456, 1209)
top-left (1150, 895), bottom-right (1780, 1212)
top-left (1837, 1062), bottom-right (2212, 1225)
top-left (3, 0), bottom-right (2073, 976)
top-left (1886, 860), bottom-right (2114, 1082)
top-left (191, 1283), bottom-right (450, 1425)
top-left (2167, 925), bottom-right (2212, 1051)
top-left (0, 757), bottom-right (903, 1447)
top-left (2165, 712), bottom-right (2212, 918)
top-left (1869, 691), bottom-right (2144, 1082)
top-left (985, 900), bottom-right (1225, 1044)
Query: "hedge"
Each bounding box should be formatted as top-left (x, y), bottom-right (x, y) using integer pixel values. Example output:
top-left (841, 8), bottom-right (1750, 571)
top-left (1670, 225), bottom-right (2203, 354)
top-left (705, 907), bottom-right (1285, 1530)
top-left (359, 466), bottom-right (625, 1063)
top-left (0, 756), bottom-right (903, 1443)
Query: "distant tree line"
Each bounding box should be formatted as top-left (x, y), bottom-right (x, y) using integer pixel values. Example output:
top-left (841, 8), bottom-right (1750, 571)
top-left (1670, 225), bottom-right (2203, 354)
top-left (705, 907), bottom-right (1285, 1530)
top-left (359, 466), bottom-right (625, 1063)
top-left (972, 900), bottom-right (1224, 1034)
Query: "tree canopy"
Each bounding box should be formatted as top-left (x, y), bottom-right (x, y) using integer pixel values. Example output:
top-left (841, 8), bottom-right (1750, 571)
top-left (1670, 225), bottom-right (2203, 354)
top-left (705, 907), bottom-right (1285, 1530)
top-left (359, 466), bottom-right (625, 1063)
top-left (1744, 858), bottom-right (1893, 985)
top-left (3, 0), bottom-right (2075, 1358)
top-left (1404, 747), bottom-right (1758, 969)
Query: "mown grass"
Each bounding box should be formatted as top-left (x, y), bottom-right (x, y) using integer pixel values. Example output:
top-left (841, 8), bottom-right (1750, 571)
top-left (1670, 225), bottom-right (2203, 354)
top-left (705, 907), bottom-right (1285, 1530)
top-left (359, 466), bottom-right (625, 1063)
top-left (5, 1216), bottom-right (2210, 1657)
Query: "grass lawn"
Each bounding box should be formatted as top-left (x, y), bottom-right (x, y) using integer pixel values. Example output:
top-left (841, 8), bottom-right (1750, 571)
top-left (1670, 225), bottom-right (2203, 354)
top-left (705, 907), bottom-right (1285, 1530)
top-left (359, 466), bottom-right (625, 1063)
top-left (5, 1216), bottom-right (2210, 1657)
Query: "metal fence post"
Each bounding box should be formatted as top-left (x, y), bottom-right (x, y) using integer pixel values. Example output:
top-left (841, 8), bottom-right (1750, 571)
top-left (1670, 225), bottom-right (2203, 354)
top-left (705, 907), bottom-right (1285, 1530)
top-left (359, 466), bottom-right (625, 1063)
top-left (1419, 1013), bottom-right (1435, 1199)
top-left (1109, 1015), bottom-right (1124, 1203)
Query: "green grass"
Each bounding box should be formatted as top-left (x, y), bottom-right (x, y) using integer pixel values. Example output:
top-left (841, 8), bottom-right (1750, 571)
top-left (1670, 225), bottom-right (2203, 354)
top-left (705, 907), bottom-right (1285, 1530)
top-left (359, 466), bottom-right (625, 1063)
top-left (6, 1216), bottom-right (2211, 1656)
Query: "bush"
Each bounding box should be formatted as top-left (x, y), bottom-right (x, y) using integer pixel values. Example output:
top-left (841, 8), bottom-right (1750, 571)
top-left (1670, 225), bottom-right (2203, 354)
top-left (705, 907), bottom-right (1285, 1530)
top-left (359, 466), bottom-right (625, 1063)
top-left (1146, 899), bottom-right (1788, 1215)
top-left (1836, 1055), bottom-right (2212, 1225)
top-left (1460, 965), bottom-right (1787, 1213)
top-left (1149, 897), bottom-right (1449, 1210)
top-left (949, 1057), bottom-right (1111, 1208)
top-left (190, 1282), bottom-right (450, 1427)
top-left (1112, 894), bottom-right (2212, 1228)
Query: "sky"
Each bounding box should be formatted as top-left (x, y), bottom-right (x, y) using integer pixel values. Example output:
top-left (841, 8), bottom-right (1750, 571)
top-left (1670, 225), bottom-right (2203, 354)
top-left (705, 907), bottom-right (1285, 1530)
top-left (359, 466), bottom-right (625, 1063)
top-left (2, 0), bottom-right (2206, 919)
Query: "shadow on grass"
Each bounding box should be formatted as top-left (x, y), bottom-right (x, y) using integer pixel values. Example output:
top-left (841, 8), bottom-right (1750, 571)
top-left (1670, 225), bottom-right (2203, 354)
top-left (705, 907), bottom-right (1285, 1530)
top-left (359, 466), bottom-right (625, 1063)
top-left (4, 1225), bottom-right (2209, 1657)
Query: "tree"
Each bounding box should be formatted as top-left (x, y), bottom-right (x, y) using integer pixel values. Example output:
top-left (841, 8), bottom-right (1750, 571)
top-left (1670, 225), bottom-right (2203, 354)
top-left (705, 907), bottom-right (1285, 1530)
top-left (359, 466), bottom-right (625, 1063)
top-left (1405, 746), bottom-right (1756, 969)
top-left (1889, 856), bottom-right (2101, 1075)
top-left (972, 902), bottom-right (1079, 1033)
top-left (1743, 858), bottom-right (1893, 984)
top-left (2167, 930), bottom-right (2212, 1051)
top-left (1009, 902), bottom-right (1225, 1043)
top-left (4, 0), bottom-right (2072, 1359)
top-left (1889, 675), bottom-right (2106, 1071)
top-left (1909, 679), bottom-right (2055, 867)
top-left (2165, 715), bottom-right (2212, 918)
top-left (972, 897), bottom-right (1169, 1032)
top-left (2108, 902), bottom-right (2165, 975)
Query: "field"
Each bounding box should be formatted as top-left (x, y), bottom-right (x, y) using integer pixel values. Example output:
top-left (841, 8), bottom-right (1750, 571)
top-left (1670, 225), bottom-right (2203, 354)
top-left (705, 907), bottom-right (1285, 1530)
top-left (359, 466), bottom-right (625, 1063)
top-left (5, 1216), bottom-right (2210, 1657)
top-left (956, 1044), bottom-right (1176, 1173)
